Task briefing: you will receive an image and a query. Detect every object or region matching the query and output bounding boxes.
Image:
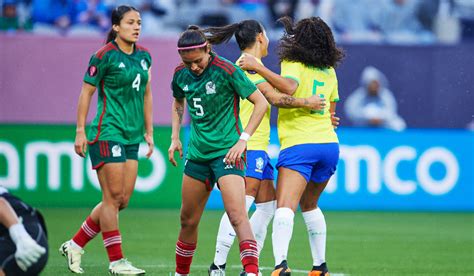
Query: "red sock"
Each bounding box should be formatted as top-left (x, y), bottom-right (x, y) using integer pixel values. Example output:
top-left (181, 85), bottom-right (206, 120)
top-left (72, 216), bottom-right (100, 248)
top-left (175, 240), bottom-right (196, 274)
top-left (102, 230), bottom-right (123, 262)
top-left (240, 240), bottom-right (258, 274)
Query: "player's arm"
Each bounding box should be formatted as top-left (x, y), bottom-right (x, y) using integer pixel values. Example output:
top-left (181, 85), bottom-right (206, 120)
top-left (75, 82), bottom-right (96, 158)
top-left (0, 198), bottom-right (46, 272)
top-left (330, 102), bottom-right (340, 129)
top-left (168, 97), bottom-right (185, 167)
top-left (239, 53), bottom-right (298, 95)
top-left (144, 68), bottom-right (154, 158)
top-left (257, 82), bottom-right (325, 111)
top-left (225, 90), bottom-right (267, 166)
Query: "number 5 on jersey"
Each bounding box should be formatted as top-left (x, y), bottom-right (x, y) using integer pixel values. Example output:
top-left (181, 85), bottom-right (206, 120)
top-left (132, 73), bottom-right (141, 91)
top-left (193, 98), bottom-right (204, 116)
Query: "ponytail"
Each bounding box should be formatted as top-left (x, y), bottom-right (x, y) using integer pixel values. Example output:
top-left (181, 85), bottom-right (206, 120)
top-left (106, 29), bottom-right (117, 44)
top-left (204, 20), bottom-right (264, 51)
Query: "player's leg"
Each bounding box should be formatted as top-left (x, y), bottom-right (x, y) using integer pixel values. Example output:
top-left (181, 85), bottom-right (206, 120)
top-left (251, 156), bottom-right (276, 253)
top-left (219, 174), bottom-right (259, 275)
top-left (271, 167), bottom-right (307, 276)
top-left (211, 176), bottom-right (257, 273)
top-left (176, 174), bottom-right (211, 276)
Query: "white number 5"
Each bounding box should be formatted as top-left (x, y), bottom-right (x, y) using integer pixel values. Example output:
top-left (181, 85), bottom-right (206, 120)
top-left (193, 98), bottom-right (204, 116)
top-left (132, 73), bottom-right (141, 91)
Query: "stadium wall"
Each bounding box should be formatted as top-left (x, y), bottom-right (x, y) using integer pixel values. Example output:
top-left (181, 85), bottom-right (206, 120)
top-left (1, 125), bottom-right (472, 211)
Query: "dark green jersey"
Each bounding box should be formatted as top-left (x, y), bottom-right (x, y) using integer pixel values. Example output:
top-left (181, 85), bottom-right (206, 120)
top-left (172, 53), bottom-right (257, 162)
top-left (83, 41), bottom-right (152, 145)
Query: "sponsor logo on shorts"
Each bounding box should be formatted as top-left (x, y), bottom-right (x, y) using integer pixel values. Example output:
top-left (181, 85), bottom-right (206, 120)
top-left (255, 157), bottom-right (264, 173)
top-left (112, 145), bottom-right (122, 157)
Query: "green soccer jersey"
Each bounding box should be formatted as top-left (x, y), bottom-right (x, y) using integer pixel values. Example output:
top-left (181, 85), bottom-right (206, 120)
top-left (172, 53), bottom-right (257, 162)
top-left (83, 41), bottom-right (152, 145)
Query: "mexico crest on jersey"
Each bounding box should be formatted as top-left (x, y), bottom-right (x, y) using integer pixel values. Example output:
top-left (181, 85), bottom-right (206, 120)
top-left (206, 81), bottom-right (216, 94)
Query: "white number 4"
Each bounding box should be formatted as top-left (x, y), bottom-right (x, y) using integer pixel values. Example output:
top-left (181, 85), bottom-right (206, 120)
top-left (193, 98), bottom-right (204, 116)
top-left (132, 73), bottom-right (141, 91)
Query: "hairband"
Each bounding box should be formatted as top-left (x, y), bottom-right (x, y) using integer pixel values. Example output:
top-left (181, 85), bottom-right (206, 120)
top-left (177, 41), bottom-right (208, 51)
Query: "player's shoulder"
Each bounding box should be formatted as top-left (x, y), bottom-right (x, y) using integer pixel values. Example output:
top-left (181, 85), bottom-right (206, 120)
top-left (211, 54), bottom-right (236, 75)
top-left (173, 63), bottom-right (186, 77)
top-left (93, 42), bottom-right (119, 60)
top-left (136, 44), bottom-right (151, 58)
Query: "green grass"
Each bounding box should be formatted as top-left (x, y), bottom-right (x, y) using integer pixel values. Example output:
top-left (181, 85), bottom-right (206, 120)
top-left (42, 209), bottom-right (473, 275)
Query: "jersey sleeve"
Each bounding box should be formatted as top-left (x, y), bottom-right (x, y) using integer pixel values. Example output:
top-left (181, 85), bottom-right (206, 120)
top-left (281, 60), bottom-right (302, 84)
top-left (83, 54), bottom-right (108, 87)
top-left (329, 68), bottom-right (340, 102)
top-left (172, 76), bottom-right (185, 99)
top-left (230, 66), bottom-right (257, 99)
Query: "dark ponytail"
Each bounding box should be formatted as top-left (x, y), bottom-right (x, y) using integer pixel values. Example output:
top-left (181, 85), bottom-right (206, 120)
top-left (106, 5), bottom-right (139, 44)
top-left (204, 20), bottom-right (264, 51)
top-left (177, 25), bottom-right (208, 53)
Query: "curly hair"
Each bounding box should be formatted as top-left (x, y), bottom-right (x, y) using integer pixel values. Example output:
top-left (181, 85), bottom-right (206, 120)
top-left (278, 16), bottom-right (344, 69)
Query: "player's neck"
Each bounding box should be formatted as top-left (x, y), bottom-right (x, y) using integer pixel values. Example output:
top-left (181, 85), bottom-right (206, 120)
top-left (243, 48), bottom-right (261, 59)
top-left (114, 38), bottom-right (134, 55)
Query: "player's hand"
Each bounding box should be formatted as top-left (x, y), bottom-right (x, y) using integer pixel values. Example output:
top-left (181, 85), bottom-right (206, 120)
top-left (144, 133), bottom-right (154, 158)
top-left (331, 112), bottom-right (340, 129)
top-left (9, 223), bottom-right (46, 272)
top-left (168, 139), bottom-right (183, 167)
top-left (306, 95), bottom-right (326, 111)
top-left (238, 53), bottom-right (260, 72)
top-left (74, 129), bottom-right (88, 158)
top-left (225, 139), bottom-right (246, 169)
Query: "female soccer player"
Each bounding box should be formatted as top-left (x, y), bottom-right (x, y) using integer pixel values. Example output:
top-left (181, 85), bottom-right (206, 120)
top-left (202, 19), bottom-right (326, 275)
top-left (239, 16), bottom-right (344, 276)
top-left (168, 25), bottom-right (268, 276)
top-left (59, 5), bottom-right (152, 275)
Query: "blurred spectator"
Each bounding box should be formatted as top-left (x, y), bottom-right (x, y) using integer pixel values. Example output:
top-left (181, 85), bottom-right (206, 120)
top-left (452, 0), bottom-right (474, 41)
top-left (0, 0), bottom-right (32, 32)
top-left (331, 0), bottom-right (383, 43)
top-left (268, 0), bottom-right (298, 28)
top-left (376, 0), bottom-right (435, 44)
top-left (32, 0), bottom-right (74, 34)
top-left (73, 0), bottom-right (109, 31)
top-left (345, 66), bottom-right (406, 131)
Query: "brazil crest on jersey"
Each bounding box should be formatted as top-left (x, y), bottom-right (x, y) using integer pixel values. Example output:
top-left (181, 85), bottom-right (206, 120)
top-left (278, 60), bottom-right (339, 150)
top-left (172, 53), bottom-right (257, 162)
top-left (83, 41), bottom-right (152, 145)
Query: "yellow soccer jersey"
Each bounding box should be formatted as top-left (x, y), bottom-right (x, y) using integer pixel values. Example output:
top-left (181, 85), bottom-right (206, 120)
top-left (278, 60), bottom-right (339, 150)
top-left (236, 54), bottom-right (271, 151)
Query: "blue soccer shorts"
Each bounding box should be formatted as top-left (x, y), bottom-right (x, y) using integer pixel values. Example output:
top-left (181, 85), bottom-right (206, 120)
top-left (276, 143), bottom-right (339, 183)
top-left (246, 150), bottom-right (274, 181)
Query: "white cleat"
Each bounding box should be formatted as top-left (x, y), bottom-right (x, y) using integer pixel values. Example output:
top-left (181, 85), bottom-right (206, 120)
top-left (109, 258), bottom-right (146, 275)
top-left (209, 268), bottom-right (226, 276)
top-left (59, 240), bottom-right (84, 274)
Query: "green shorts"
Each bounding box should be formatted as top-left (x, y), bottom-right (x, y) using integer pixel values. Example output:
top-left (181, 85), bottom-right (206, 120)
top-left (88, 141), bottom-right (139, 170)
top-left (184, 155), bottom-right (246, 190)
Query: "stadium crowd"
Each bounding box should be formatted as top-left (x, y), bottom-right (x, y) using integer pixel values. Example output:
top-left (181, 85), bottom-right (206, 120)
top-left (1, 0), bottom-right (474, 44)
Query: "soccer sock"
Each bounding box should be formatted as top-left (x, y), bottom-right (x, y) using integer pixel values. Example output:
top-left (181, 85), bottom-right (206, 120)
top-left (175, 240), bottom-right (196, 275)
top-left (102, 230), bottom-right (123, 262)
top-left (249, 200), bottom-right (276, 253)
top-left (213, 195), bottom-right (255, 266)
top-left (239, 240), bottom-right (259, 274)
top-left (72, 216), bottom-right (100, 249)
top-left (302, 208), bottom-right (327, 266)
top-left (272, 207), bottom-right (294, 266)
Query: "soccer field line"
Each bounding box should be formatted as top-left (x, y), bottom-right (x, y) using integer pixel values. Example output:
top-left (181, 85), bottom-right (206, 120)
top-left (140, 264), bottom-right (348, 275)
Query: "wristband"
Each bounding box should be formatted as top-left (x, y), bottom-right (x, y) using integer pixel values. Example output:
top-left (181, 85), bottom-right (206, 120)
top-left (239, 132), bottom-right (250, 141)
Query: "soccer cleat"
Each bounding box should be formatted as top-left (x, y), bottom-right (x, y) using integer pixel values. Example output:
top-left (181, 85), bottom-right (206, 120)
top-left (59, 240), bottom-right (84, 274)
top-left (109, 258), bottom-right (145, 275)
top-left (271, 260), bottom-right (291, 276)
top-left (239, 270), bottom-right (262, 276)
top-left (308, 262), bottom-right (329, 276)
top-left (208, 263), bottom-right (226, 276)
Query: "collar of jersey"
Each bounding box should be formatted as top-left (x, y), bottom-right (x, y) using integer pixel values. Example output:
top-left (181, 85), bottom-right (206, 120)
top-left (112, 40), bottom-right (136, 56)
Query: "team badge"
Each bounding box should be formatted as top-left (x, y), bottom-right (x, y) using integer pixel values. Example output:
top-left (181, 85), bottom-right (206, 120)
top-left (112, 145), bottom-right (122, 157)
top-left (141, 59), bottom-right (148, 70)
top-left (88, 65), bottom-right (97, 77)
top-left (183, 85), bottom-right (189, 92)
top-left (255, 157), bottom-right (264, 173)
top-left (206, 81), bottom-right (216, 94)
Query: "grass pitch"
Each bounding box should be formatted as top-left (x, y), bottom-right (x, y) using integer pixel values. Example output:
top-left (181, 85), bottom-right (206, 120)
top-left (41, 209), bottom-right (473, 275)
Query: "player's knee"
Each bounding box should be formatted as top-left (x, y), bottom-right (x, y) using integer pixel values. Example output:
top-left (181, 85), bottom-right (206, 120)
top-left (105, 191), bottom-right (125, 208)
top-left (245, 186), bottom-right (258, 197)
top-left (119, 196), bottom-right (131, 210)
top-left (300, 201), bottom-right (317, 212)
top-left (180, 214), bottom-right (199, 230)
